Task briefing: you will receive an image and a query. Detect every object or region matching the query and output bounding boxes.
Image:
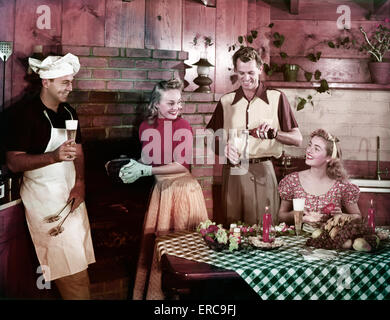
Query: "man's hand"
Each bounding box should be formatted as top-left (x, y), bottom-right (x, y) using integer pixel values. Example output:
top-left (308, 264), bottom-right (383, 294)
top-left (255, 122), bottom-right (277, 139)
top-left (119, 159), bottom-right (152, 183)
top-left (68, 179), bottom-right (85, 212)
top-left (51, 139), bottom-right (77, 162)
top-left (224, 142), bottom-right (240, 165)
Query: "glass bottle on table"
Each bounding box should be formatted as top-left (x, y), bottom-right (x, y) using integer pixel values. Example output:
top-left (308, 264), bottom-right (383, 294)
top-left (367, 199), bottom-right (375, 233)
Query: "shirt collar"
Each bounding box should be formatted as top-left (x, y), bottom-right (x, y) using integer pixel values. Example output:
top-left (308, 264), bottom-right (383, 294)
top-left (232, 82), bottom-right (269, 105)
top-left (37, 95), bottom-right (67, 114)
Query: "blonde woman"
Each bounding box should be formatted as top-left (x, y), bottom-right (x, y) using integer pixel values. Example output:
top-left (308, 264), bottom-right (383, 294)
top-left (119, 79), bottom-right (208, 300)
top-left (278, 129), bottom-right (361, 226)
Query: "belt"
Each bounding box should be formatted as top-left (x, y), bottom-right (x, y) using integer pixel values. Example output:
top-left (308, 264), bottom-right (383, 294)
top-left (248, 157), bottom-right (272, 164)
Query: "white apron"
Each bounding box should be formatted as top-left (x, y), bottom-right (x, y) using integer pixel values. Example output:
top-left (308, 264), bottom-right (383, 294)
top-left (20, 108), bottom-right (95, 281)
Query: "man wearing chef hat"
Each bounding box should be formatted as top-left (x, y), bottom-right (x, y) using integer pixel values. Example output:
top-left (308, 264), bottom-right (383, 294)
top-left (4, 53), bottom-right (95, 299)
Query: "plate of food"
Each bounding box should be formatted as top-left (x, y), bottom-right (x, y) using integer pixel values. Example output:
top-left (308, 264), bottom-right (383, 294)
top-left (248, 236), bottom-right (285, 250)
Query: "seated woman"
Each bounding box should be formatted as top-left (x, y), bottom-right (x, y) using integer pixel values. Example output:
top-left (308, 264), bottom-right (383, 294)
top-left (119, 79), bottom-right (208, 300)
top-left (278, 128), bottom-right (361, 227)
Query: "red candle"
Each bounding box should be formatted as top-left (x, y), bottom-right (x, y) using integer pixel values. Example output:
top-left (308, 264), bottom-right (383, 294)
top-left (262, 206), bottom-right (272, 243)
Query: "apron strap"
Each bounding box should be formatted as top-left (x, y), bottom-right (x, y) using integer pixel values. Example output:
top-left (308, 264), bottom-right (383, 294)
top-left (43, 106), bottom-right (74, 128)
top-left (43, 110), bottom-right (54, 128)
top-left (64, 106), bottom-right (74, 120)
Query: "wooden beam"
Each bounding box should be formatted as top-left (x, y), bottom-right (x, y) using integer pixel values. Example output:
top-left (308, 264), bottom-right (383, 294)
top-left (106, 0), bottom-right (145, 49)
top-left (290, 0), bottom-right (299, 15)
top-left (145, 0), bottom-right (182, 50)
top-left (215, 0), bottom-right (248, 93)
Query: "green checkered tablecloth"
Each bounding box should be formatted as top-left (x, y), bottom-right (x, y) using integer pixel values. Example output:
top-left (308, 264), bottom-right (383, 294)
top-left (156, 231), bottom-right (390, 300)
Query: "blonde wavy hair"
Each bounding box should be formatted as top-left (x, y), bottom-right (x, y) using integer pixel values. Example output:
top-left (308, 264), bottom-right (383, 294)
top-left (144, 78), bottom-right (184, 123)
top-left (310, 129), bottom-right (348, 181)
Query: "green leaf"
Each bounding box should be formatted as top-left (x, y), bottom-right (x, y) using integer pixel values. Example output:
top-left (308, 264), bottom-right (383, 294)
top-left (304, 72), bottom-right (313, 81)
top-left (268, 23), bottom-right (274, 28)
top-left (306, 53), bottom-right (317, 62)
top-left (317, 79), bottom-right (329, 93)
top-left (247, 35), bottom-right (253, 44)
top-left (238, 36), bottom-right (244, 44)
top-left (314, 70), bottom-right (321, 80)
top-left (316, 52), bottom-right (322, 61)
top-left (342, 37), bottom-right (350, 45)
top-left (279, 35), bottom-right (285, 46)
top-left (273, 32), bottom-right (280, 39)
top-left (328, 41), bottom-right (335, 48)
top-left (273, 36), bottom-right (284, 48)
top-left (251, 30), bottom-right (258, 38)
top-left (297, 98), bottom-right (306, 111)
top-left (280, 52), bottom-right (288, 59)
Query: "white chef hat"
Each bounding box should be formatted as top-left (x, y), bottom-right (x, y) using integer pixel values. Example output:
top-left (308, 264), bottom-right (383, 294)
top-left (28, 53), bottom-right (80, 79)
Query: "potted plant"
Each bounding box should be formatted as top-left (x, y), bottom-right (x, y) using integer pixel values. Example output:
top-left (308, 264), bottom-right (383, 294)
top-left (359, 19), bottom-right (390, 84)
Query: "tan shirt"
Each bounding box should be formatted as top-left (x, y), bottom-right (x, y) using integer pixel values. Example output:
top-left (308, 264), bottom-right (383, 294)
top-left (206, 83), bottom-right (298, 158)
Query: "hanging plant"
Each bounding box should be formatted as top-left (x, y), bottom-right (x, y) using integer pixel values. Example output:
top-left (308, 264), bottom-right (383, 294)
top-left (263, 23), bottom-right (330, 110)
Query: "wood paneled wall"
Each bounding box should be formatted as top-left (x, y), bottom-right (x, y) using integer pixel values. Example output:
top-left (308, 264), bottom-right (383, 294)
top-left (268, 0), bottom-right (390, 82)
top-left (0, 0), bottom-right (272, 105)
top-left (1, 0), bottom-right (388, 105)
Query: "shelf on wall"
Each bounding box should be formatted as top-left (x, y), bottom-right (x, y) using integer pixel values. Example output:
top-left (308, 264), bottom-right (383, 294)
top-left (265, 81), bottom-right (390, 90)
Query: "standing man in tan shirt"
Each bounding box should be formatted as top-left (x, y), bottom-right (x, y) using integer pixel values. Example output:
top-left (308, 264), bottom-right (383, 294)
top-left (206, 47), bottom-right (302, 226)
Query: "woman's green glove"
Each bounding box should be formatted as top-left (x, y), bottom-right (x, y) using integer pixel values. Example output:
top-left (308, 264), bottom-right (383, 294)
top-left (119, 159), bottom-right (152, 183)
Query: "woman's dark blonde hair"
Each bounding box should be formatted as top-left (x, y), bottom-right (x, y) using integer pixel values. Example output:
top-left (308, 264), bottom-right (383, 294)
top-left (144, 78), bottom-right (183, 123)
top-left (310, 129), bottom-right (348, 181)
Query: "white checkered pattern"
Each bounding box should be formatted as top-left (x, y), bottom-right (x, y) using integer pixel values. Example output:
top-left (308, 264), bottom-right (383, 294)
top-left (156, 231), bottom-right (390, 300)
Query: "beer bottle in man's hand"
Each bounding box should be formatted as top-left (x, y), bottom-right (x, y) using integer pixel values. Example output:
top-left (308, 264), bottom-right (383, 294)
top-left (248, 127), bottom-right (278, 139)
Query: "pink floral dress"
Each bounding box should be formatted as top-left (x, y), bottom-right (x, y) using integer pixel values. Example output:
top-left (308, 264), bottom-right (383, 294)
top-left (278, 172), bottom-right (360, 212)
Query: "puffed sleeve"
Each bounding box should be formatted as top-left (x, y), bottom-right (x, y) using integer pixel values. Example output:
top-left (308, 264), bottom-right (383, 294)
top-left (278, 173), bottom-right (295, 201)
top-left (341, 181), bottom-right (360, 205)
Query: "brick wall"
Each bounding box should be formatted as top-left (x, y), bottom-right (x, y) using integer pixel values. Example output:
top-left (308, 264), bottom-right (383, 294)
top-left (53, 44), bottom-right (219, 216)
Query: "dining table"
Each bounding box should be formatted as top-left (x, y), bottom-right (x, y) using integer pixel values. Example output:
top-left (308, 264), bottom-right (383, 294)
top-left (156, 230), bottom-right (390, 300)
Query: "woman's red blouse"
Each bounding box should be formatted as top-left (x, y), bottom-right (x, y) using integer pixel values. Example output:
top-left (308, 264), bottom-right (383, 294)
top-left (139, 117), bottom-right (193, 170)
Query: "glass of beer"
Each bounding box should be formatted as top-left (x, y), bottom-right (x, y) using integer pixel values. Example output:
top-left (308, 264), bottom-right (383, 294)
top-left (65, 120), bottom-right (78, 143)
top-left (293, 198), bottom-right (305, 236)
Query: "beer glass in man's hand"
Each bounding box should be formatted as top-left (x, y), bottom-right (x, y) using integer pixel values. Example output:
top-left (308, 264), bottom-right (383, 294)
top-left (65, 120), bottom-right (78, 144)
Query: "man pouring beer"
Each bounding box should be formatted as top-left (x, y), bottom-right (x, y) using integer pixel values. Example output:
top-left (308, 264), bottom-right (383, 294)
top-left (4, 53), bottom-right (95, 299)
